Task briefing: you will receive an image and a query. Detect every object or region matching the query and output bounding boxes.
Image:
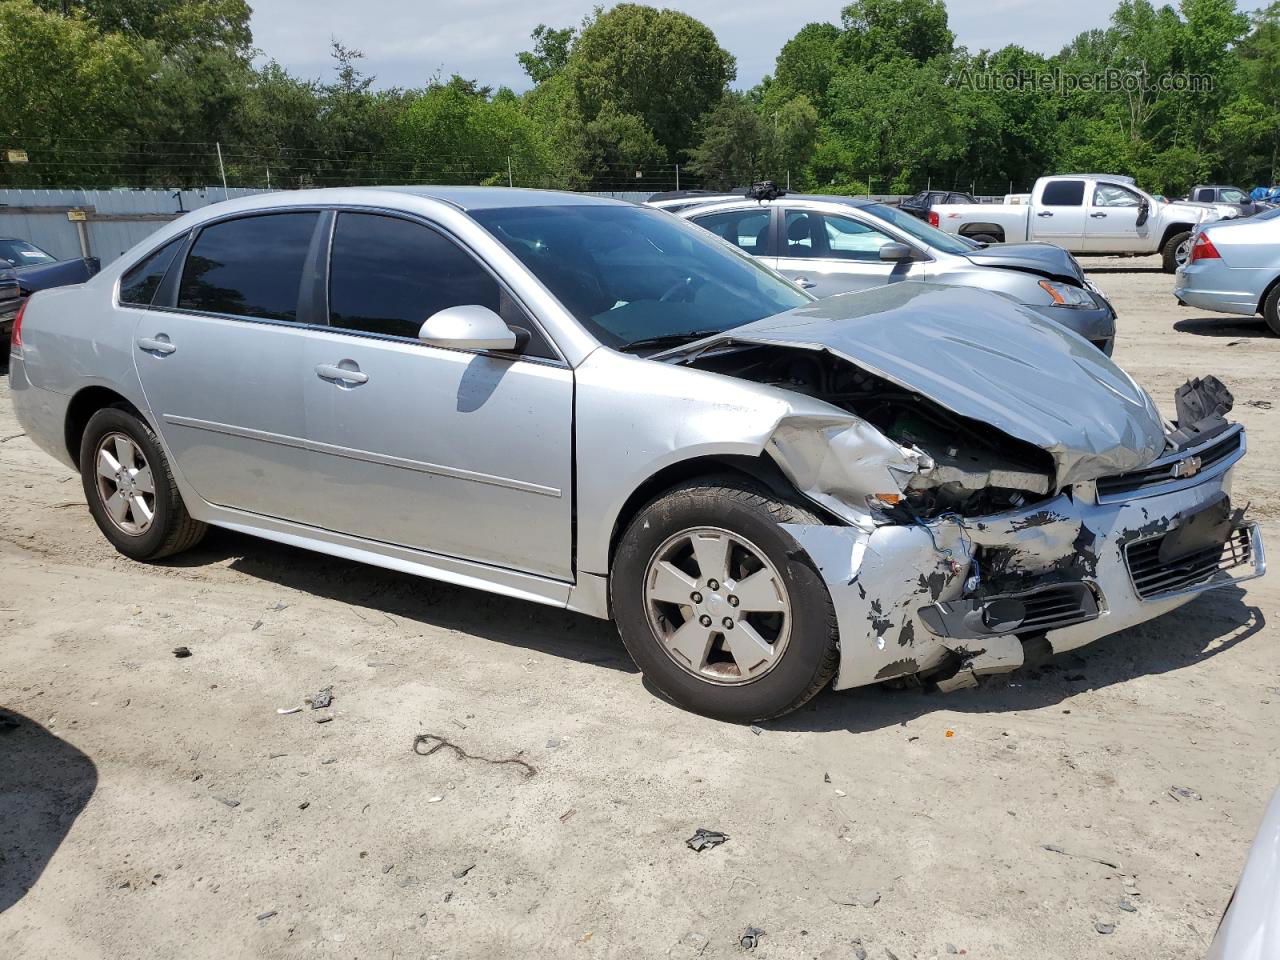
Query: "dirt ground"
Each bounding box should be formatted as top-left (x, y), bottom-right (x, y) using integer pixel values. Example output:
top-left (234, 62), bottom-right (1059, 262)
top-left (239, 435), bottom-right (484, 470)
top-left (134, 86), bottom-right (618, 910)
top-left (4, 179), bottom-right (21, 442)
top-left (1, 255), bottom-right (1277, 960)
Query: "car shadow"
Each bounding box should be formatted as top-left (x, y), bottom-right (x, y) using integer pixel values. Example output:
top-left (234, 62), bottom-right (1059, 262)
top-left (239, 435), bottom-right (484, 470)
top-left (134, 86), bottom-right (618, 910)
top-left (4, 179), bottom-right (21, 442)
top-left (1076, 263), bottom-right (1165, 275)
top-left (1174, 316), bottom-right (1272, 339)
top-left (160, 527), bottom-right (637, 674)
top-left (0, 709), bottom-right (98, 913)
top-left (773, 585), bottom-right (1265, 734)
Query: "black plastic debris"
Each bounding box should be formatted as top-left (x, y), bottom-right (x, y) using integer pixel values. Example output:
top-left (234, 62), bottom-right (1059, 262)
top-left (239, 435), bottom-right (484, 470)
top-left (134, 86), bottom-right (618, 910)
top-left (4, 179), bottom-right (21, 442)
top-left (686, 828), bottom-right (729, 852)
top-left (452, 863), bottom-right (476, 879)
top-left (1095, 921), bottom-right (1115, 935)
top-left (172, 646), bottom-right (192, 658)
top-left (256, 910), bottom-right (277, 921)
top-left (739, 926), bottom-right (764, 950)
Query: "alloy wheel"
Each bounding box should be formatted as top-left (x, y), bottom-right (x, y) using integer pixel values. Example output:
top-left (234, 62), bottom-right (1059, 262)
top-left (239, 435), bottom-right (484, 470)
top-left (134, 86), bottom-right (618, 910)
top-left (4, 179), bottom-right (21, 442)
top-left (642, 527), bottom-right (791, 685)
top-left (94, 432), bottom-right (156, 535)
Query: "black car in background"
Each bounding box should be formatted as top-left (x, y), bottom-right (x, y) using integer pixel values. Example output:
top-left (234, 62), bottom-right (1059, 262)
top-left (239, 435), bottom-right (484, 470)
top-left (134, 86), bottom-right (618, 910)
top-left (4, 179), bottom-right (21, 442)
top-left (0, 238), bottom-right (100, 344)
top-left (897, 189), bottom-right (977, 221)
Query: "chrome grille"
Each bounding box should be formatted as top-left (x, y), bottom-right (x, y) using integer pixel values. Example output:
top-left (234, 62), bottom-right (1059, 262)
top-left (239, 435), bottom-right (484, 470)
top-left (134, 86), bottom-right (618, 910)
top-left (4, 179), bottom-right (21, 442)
top-left (1125, 526), bottom-right (1254, 600)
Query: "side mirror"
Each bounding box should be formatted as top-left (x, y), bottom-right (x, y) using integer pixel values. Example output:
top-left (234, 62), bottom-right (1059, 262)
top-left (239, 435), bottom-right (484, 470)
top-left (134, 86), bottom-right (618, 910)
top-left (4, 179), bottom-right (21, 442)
top-left (418, 305), bottom-right (519, 352)
top-left (1136, 201), bottom-right (1150, 227)
top-left (879, 242), bottom-right (914, 262)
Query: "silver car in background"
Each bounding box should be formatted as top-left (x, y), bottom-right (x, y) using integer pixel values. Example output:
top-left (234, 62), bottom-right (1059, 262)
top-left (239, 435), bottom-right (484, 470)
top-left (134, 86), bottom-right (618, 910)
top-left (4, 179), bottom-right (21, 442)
top-left (1174, 206), bottom-right (1280, 336)
top-left (8, 187), bottom-right (1264, 721)
top-left (658, 193), bottom-right (1118, 353)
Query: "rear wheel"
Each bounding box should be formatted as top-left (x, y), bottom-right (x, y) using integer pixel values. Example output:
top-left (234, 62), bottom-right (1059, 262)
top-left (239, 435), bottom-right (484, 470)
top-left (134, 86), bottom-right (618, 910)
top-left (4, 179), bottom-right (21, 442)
top-left (969, 233), bottom-right (1000, 245)
top-left (80, 406), bottom-right (206, 561)
top-left (1162, 231), bottom-right (1192, 273)
top-left (1263, 284), bottom-right (1280, 336)
top-left (610, 477), bottom-right (838, 722)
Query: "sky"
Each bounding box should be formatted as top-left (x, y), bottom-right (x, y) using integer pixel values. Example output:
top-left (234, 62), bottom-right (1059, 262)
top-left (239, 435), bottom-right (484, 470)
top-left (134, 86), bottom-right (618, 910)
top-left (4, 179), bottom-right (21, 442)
top-left (249, 0), bottom-right (1123, 92)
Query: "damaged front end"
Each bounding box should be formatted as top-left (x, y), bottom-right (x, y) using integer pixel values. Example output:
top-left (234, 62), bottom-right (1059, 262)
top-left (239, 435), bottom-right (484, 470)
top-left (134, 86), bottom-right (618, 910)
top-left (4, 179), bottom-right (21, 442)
top-left (673, 287), bottom-right (1265, 691)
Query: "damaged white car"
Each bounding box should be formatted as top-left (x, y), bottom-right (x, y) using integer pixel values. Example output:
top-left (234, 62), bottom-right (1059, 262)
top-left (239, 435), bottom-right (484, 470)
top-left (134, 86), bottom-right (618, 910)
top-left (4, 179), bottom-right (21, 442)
top-left (7, 188), bottom-right (1266, 721)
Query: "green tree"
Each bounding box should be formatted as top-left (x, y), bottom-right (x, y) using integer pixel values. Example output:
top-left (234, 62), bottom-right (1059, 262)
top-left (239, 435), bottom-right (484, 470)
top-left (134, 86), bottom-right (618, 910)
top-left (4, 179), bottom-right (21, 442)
top-left (566, 3), bottom-right (735, 158)
top-left (839, 0), bottom-right (954, 65)
top-left (773, 23), bottom-right (844, 106)
top-left (518, 24), bottom-right (575, 83)
top-left (31, 0), bottom-right (252, 52)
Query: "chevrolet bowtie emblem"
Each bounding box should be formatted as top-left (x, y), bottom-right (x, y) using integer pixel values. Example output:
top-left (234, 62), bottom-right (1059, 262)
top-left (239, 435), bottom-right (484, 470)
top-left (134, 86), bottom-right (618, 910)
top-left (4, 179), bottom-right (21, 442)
top-left (1171, 455), bottom-right (1203, 478)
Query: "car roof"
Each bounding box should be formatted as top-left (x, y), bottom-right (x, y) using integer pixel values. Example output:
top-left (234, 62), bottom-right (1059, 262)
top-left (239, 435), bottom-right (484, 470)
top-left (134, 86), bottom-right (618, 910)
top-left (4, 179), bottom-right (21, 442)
top-left (661, 193), bottom-right (881, 210)
top-left (370, 185), bottom-right (625, 210)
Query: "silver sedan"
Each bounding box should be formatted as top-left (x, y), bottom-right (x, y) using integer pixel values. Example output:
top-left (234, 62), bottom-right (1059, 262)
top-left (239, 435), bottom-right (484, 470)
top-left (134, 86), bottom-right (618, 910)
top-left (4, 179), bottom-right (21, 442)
top-left (8, 187), bottom-right (1265, 721)
top-left (1175, 206), bottom-right (1280, 335)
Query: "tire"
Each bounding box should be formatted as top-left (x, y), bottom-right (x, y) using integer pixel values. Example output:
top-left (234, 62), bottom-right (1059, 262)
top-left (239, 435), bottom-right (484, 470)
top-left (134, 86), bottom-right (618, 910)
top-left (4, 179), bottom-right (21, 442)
top-left (1162, 231), bottom-right (1191, 273)
top-left (1263, 284), bottom-right (1280, 337)
top-left (969, 233), bottom-right (1000, 245)
top-left (610, 476), bottom-right (838, 722)
top-left (79, 405), bottom-right (207, 561)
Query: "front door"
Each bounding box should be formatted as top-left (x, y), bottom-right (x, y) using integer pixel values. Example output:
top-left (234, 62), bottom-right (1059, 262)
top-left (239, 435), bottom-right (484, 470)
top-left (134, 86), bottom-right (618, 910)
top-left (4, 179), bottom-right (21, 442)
top-left (773, 209), bottom-right (922, 298)
top-left (133, 211), bottom-right (322, 523)
top-left (301, 211), bottom-right (574, 580)
top-left (1084, 181), bottom-right (1148, 252)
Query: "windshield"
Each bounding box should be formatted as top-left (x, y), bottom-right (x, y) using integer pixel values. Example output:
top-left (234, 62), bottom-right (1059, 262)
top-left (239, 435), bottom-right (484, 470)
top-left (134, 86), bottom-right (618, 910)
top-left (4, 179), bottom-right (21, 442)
top-left (0, 239), bottom-right (57, 267)
top-left (862, 203), bottom-right (977, 255)
top-left (470, 204), bottom-right (810, 351)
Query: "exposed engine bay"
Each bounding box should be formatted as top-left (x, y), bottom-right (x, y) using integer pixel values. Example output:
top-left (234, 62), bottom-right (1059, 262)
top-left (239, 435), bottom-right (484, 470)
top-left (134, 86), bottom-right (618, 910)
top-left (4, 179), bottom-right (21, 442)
top-left (687, 344), bottom-right (1057, 519)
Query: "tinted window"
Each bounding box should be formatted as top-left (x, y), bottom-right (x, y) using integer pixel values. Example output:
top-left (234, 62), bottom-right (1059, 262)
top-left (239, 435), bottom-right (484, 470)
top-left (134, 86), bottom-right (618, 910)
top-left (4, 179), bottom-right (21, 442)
top-left (690, 209), bottom-right (772, 255)
top-left (471, 204), bottom-right (809, 351)
top-left (178, 213), bottom-right (318, 322)
top-left (1041, 180), bottom-right (1085, 206)
top-left (119, 236), bottom-right (183, 306)
top-left (328, 212), bottom-right (535, 346)
top-left (1195, 188), bottom-right (1215, 202)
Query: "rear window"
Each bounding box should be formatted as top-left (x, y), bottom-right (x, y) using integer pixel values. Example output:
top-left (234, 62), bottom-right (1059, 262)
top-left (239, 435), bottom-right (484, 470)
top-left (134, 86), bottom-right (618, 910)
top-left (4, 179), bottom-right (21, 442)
top-left (177, 213), bottom-right (319, 322)
top-left (119, 236), bottom-right (184, 306)
top-left (1041, 180), bottom-right (1085, 206)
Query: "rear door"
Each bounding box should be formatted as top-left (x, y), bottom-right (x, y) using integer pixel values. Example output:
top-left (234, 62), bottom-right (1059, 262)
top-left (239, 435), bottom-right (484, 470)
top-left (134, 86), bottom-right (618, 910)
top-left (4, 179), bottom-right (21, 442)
top-left (773, 208), bottom-right (923, 297)
top-left (132, 211), bottom-right (323, 522)
top-left (1084, 181), bottom-right (1148, 252)
top-left (1030, 179), bottom-right (1088, 249)
top-left (300, 210), bottom-right (574, 580)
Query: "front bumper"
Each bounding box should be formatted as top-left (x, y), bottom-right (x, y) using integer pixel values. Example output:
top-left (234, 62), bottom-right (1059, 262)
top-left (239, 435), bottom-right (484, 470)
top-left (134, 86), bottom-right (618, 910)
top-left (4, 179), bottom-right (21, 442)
top-left (1027, 289), bottom-right (1116, 354)
top-left (786, 425), bottom-right (1264, 691)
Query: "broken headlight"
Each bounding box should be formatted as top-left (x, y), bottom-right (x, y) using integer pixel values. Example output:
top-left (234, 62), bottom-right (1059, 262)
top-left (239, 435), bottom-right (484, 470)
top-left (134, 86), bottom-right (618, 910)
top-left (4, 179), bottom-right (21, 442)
top-left (1038, 279), bottom-right (1095, 308)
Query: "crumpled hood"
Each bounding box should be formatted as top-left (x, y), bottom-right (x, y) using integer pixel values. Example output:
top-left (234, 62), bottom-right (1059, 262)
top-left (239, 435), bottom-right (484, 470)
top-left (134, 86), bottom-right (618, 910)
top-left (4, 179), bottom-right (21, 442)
top-left (961, 242), bottom-right (1085, 283)
top-left (690, 282), bottom-right (1167, 486)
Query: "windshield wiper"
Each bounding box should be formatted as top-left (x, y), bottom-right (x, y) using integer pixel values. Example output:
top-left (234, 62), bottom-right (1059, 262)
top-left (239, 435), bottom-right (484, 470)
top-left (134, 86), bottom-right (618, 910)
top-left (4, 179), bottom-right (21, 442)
top-left (617, 330), bottom-right (723, 353)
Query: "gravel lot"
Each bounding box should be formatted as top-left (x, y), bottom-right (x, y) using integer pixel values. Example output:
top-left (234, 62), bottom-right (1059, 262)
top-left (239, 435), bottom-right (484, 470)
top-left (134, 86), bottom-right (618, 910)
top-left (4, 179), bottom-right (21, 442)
top-left (1, 255), bottom-right (1277, 960)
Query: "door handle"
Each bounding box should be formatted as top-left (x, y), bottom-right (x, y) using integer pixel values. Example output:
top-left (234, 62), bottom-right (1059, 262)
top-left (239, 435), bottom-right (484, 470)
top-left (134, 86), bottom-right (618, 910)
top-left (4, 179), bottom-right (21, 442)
top-left (136, 336), bottom-right (176, 355)
top-left (1090, 212), bottom-right (1107, 218)
top-left (793, 277), bottom-right (817, 289)
top-left (1036, 211), bottom-right (1054, 217)
top-left (315, 362), bottom-right (368, 385)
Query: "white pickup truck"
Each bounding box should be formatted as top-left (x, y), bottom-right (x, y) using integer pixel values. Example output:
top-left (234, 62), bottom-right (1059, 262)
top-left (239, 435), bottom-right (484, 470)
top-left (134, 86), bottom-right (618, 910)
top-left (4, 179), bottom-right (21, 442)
top-left (930, 174), bottom-right (1236, 272)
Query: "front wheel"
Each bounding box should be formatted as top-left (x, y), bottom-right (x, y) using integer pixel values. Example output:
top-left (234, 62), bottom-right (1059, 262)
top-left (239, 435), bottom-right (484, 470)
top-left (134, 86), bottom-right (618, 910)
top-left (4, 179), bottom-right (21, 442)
top-left (79, 406), bottom-right (207, 561)
top-left (610, 477), bottom-right (838, 722)
top-left (1162, 231), bottom-right (1192, 273)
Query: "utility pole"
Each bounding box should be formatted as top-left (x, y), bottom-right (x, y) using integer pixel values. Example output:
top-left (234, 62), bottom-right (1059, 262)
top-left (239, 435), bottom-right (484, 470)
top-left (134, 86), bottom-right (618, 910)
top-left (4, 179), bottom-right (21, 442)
top-left (216, 142), bottom-right (228, 199)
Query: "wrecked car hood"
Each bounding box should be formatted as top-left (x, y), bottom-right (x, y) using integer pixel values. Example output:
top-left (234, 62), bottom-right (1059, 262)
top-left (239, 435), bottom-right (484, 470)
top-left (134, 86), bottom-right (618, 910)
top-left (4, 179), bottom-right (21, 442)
top-left (684, 283), bottom-right (1166, 486)
top-left (960, 242), bottom-right (1085, 283)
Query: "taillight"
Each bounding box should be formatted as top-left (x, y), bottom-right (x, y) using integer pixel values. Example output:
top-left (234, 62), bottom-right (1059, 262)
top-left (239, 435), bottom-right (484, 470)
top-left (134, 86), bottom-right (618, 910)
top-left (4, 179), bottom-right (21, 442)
top-left (1189, 232), bottom-right (1221, 263)
top-left (928, 211), bottom-right (940, 228)
top-left (10, 297), bottom-right (26, 349)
